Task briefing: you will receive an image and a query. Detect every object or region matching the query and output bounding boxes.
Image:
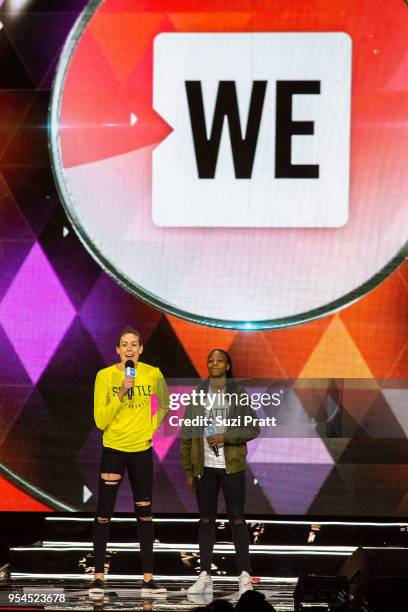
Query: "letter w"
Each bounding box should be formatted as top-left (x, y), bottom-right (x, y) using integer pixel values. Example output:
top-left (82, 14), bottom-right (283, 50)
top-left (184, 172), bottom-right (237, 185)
top-left (185, 80), bottom-right (267, 179)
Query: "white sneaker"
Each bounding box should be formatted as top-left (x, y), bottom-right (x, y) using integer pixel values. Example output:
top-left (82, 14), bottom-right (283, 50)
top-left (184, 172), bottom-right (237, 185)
top-left (186, 592), bottom-right (213, 606)
top-left (238, 571), bottom-right (253, 597)
top-left (187, 571), bottom-right (213, 595)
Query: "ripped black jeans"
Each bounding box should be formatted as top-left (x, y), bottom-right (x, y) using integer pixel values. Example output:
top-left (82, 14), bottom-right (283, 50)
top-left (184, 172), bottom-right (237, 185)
top-left (93, 446), bottom-right (153, 574)
top-left (195, 467), bottom-right (251, 574)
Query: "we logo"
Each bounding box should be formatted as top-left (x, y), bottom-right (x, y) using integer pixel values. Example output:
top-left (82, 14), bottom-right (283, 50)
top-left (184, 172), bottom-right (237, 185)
top-left (153, 33), bottom-right (351, 227)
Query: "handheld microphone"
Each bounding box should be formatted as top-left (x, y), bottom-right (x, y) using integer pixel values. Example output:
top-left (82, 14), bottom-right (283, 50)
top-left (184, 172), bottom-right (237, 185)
top-left (124, 360), bottom-right (135, 399)
top-left (204, 425), bottom-right (219, 457)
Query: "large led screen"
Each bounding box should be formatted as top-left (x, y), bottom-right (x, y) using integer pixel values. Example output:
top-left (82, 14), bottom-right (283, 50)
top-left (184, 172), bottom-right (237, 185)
top-left (0, 0), bottom-right (407, 516)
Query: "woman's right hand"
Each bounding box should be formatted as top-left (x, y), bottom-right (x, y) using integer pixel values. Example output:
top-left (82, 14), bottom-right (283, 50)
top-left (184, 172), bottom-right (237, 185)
top-left (186, 475), bottom-right (194, 489)
top-left (122, 375), bottom-right (134, 390)
top-left (118, 375), bottom-right (134, 400)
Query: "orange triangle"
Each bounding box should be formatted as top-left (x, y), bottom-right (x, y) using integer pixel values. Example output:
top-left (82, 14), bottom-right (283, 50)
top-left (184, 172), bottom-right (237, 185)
top-left (165, 315), bottom-right (237, 378)
top-left (90, 13), bottom-right (164, 83)
top-left (339, 385), bottom-right (381, 425)
top-left (169, 13), bottom-right (252, 33)
top-left (387, 343), bottom-right (408, 378)
top-left (228, 331), bottom-right (286, 379)
top-left (399, 259), bottom-right (408, 290)
top-left (299, 315), bottom-right (374, 379)
top-left (340, 271), bottom-right (408, 378)
top-left (263, 315), bottom-right (332, 377)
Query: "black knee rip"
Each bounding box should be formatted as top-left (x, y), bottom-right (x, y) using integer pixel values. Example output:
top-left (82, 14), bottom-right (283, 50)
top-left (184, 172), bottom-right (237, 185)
top-left (134, 499), bottom-right (152, 520)
top-left (96, 516), bottom-right (110, 524)
top-left (135, 498), bottom-right (151, 504)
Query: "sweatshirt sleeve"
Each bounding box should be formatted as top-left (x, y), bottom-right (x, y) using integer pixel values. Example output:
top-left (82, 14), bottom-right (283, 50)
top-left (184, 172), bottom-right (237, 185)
top-left (151, 368), bottom-right (170, 432)
top-left (94, 369), bottom-right (123, 431)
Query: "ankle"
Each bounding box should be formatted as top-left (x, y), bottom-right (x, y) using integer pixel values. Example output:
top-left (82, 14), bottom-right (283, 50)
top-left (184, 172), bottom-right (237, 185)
top-left (143, 573), bottom-right (153, 582)
top-left (94, 573), bottom-right (105, 581)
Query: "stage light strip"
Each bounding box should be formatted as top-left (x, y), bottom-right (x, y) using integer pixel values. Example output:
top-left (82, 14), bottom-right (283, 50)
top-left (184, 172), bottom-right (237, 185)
top-left (11, 546), bottom-right (350, 557)
top-left (41, 541), bottom-right (357, 553)
top-left (9, 573), bottom-right (298, 583)
top-left (45, 517), bottom-right (408, 527)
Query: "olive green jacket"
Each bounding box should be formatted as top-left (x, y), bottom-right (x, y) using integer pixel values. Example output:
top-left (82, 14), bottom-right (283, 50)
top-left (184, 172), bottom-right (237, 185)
top-left (180, 381), bottom-right (260, 477)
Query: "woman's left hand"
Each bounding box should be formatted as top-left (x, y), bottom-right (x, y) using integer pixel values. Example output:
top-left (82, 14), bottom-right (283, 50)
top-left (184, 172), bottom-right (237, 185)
top-left (208, 434), bottom-right (224, 446)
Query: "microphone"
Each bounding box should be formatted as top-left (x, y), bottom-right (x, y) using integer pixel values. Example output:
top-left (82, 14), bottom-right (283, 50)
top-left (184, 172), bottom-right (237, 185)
top-left (124, 360), bottom-right (135, 399)
top-left (204, 425), bottom-right (219, 457)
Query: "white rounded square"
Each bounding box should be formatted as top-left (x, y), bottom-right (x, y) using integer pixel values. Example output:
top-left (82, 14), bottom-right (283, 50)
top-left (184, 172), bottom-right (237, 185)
top-left (153, 32), bottom-right (351, 228)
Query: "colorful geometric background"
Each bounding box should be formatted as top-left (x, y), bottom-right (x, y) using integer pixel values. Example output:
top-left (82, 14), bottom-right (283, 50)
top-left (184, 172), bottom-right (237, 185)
top-left (0, 0), bottom-right (408, 515)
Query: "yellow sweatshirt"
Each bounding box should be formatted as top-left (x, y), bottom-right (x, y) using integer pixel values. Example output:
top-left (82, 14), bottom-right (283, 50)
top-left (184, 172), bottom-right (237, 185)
top-left (94, 362), bottom-right (170, 452)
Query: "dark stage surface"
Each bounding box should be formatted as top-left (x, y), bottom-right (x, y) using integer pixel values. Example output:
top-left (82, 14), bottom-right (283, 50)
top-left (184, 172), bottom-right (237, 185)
top-left (2, 515), bottom-right (408, 611)
top-left (1, 579), bottom-right (294, 611)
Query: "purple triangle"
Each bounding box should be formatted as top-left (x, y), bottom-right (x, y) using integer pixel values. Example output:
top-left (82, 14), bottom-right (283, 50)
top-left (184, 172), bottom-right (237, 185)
top-left (0, 324), bottom-right (32, 385)
top-left (1, 12), bottom-right (85, 88)
top-left (0, 239), bottom-right (34, 302)
top-left (76, 426), bottom-right (103, 505)
top-left (158, 456), bottom-right (197, 512)
top-left (248, 437), bottom-right (334, 464)
top-left (80, 273), bottom-right (161, 365)
top-left (250, 462), bottom-right (333, 514)
top-left (0, 242), bottom-right (76, 383)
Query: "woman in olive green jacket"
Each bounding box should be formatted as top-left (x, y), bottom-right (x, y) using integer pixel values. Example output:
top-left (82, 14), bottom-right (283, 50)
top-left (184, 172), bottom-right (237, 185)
top-left (181, 349), bottom-right (260, 597)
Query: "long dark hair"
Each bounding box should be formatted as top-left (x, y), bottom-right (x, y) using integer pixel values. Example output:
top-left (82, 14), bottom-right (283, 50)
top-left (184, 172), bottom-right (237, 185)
top-left (207, 348), bottom-right (234, 379)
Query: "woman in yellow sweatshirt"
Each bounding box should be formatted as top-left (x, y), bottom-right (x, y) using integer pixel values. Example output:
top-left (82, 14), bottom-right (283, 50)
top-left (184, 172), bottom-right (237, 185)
top-left (89, 327), bottom-right (169, 597)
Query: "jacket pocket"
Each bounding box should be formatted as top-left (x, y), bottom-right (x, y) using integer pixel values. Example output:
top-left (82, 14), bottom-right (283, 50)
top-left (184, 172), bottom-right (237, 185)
top-left (191, 440), bottom-right (199, 464)
top-left (226, 443), bottom-right (246, 470)
top-left (227, 444), bottom-right (239, 462)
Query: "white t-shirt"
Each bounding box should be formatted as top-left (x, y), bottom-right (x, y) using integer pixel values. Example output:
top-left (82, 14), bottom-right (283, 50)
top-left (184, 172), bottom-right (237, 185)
top-left (203, 387), bottom-right (230, 469)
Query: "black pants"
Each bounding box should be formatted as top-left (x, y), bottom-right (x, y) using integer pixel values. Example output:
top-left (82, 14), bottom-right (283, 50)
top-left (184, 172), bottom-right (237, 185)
top-left (195, 467), bottom-right (251, 574)
top-left (93, 446), bottom-right (154, 574)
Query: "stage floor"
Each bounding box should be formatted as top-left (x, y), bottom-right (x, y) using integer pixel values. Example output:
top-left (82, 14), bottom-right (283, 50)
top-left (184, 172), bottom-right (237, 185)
top-left (4, 516), bottom-right (408, 611)
top-left (0, 578), bottom-right (295, 611)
